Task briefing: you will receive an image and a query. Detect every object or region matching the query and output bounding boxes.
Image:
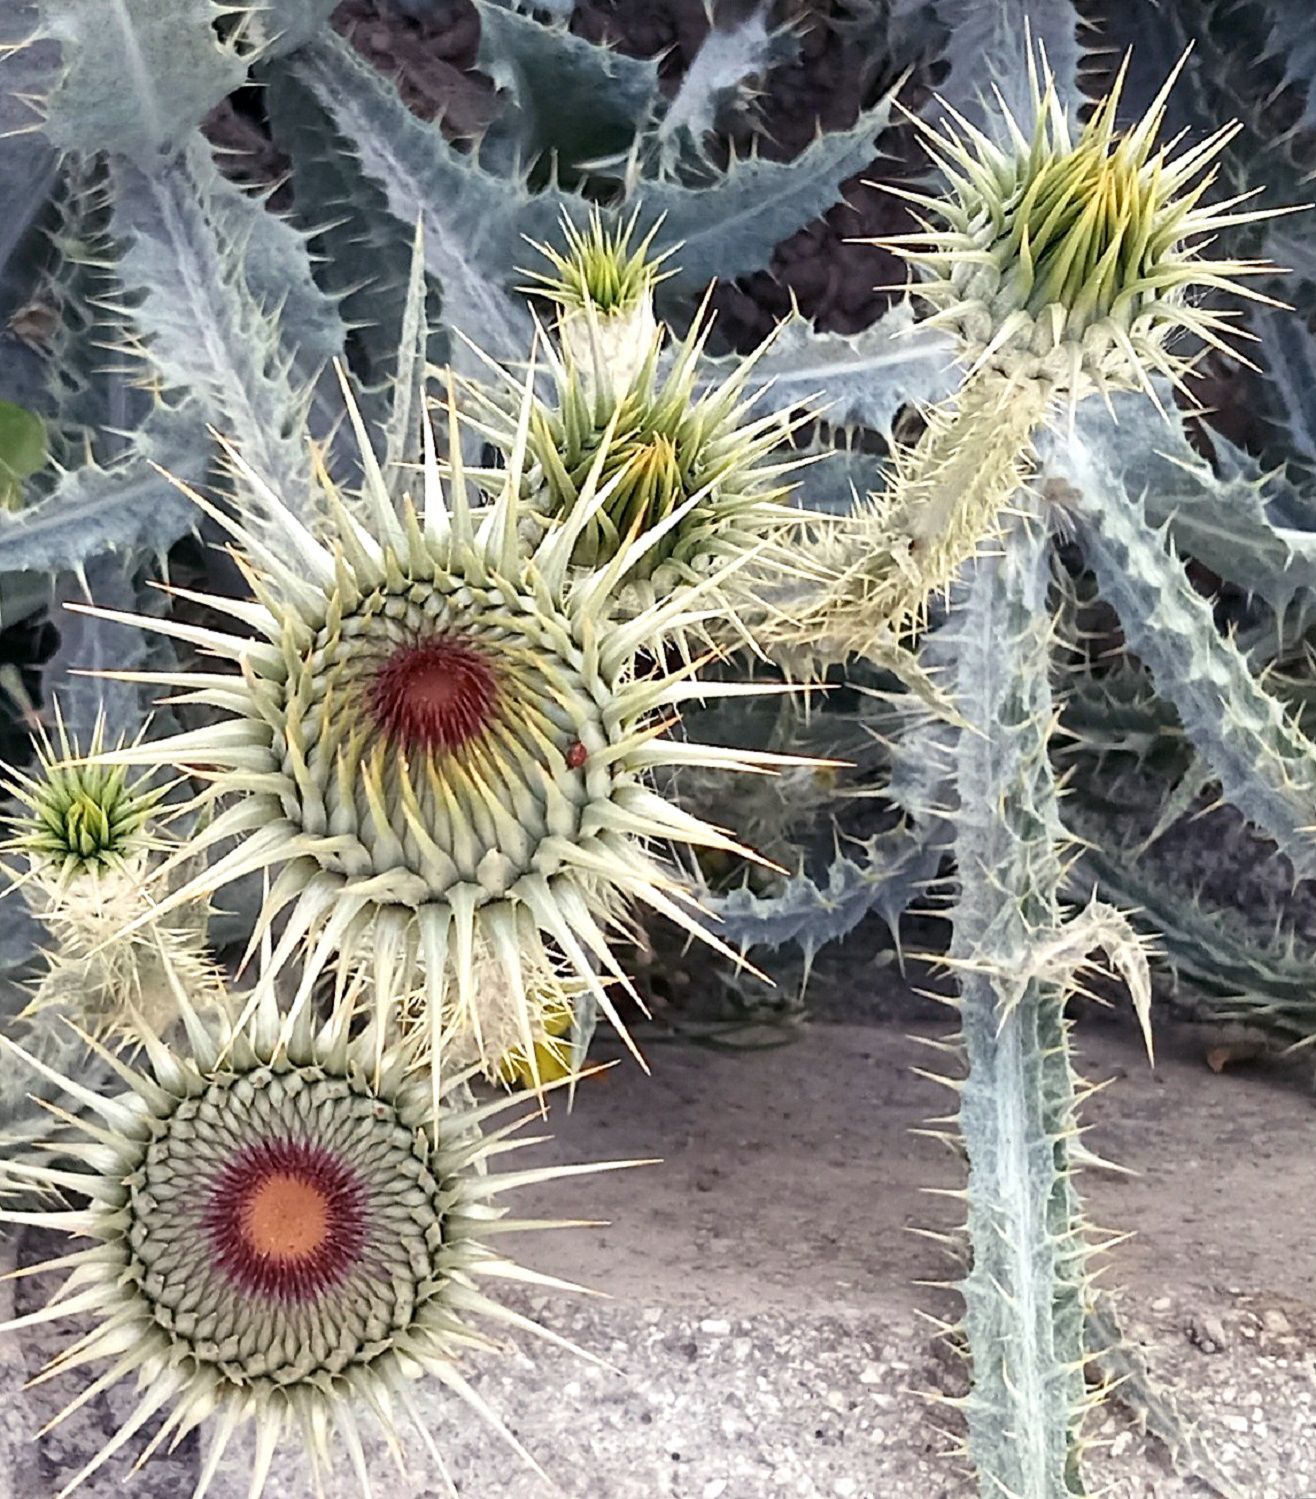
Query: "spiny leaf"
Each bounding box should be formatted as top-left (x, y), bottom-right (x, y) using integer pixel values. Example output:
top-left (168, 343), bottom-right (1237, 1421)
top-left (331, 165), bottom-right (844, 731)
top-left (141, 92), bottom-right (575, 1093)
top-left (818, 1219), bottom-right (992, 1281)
top-left (641, 83), bottom-right (900, 300)
top-left (262, 56), bottom-right (446, 413)
top-left (474, 0), bottom-right (658, 171)
top-left (1068, 431), bottom-right (1316, 881)
top-left (647, 1), bottom-right (795, 173)
top-left (109, 137), bottom-right (343, 522)
top-left (699, 300), bottom-right (958, 439)
top-left (1045, 397), bottom-right (1316, 617)
top-left (702, 823), bottom-right (945, 959)
top-left (1252, 295), bottom-right (1316, 469)
top-left (927, 0), bottom-right (1085, 138)
top-left (246, 0), bottom-right (337, 58)
top-left (8, 0), bottom-right (247, 162)
top-left (294, 29), bottom-right (572, 366)
top-left (0, 403), bottom-right (205, 575)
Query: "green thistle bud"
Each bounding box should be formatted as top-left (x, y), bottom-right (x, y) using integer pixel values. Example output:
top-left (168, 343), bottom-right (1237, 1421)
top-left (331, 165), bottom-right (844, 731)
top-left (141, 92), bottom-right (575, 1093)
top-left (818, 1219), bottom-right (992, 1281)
top-left (521, 208), bottom-right (675, 396)
top-left (0, 979), bottom-right (628, 1495)
top-left (884, 53), bottom-right (1285, 401)
top-left (1, 708), bottom-right (164, 886)
top-left (462, 299), bottom-right (813, 639)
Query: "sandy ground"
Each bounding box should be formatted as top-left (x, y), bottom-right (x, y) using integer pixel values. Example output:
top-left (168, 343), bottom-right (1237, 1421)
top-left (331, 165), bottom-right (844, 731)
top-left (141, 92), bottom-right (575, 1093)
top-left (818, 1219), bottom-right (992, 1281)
top-left (1, 982), bottom-right (1314, 1499)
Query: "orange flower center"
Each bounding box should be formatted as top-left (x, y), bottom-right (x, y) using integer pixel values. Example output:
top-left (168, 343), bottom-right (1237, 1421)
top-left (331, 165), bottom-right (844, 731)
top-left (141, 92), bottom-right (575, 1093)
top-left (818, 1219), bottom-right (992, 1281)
top-left (241, 1172), bottom-right (332, 1261)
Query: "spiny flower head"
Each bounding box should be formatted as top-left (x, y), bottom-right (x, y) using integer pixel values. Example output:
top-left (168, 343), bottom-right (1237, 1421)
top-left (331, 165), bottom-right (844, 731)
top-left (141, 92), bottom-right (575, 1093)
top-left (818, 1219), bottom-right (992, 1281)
top-left (1, 708), bottom-right (165, 890)
top-left (1, 710), bottom-right (219, 1039)
top-left (884, 53), bottom-right (1284, 402)
top-left (520, 207), bottom-right (675, 394)
top-left (79, 367), bottom-right (792, 1082)
top-left (461, 301), bottom-right (813, 641)
top-left (0, 973), bottom-right (627, 1497)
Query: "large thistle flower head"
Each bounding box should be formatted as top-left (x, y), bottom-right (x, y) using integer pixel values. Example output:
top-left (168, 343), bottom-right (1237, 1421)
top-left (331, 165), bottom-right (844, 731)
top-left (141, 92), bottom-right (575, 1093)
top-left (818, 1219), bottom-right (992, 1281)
top-left (884, 52), bottom-right (1284, 403)
top-left (461, 299), bottom-right (814, 642)
top-left (79, 367), bottom-right (791, 1078)
top-left (0, 973), bottom-right (627, 1496)
top-left (519, 206), bottom-right (676, 396)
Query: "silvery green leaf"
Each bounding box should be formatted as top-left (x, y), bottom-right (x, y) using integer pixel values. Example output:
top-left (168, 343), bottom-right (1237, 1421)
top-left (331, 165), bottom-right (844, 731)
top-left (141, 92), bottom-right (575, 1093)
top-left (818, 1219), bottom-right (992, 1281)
top-left (9, 0), bottom-right (246, 162)
top-left (474, 0), bottom-right (658, 169)
top-left (642, 83), bottom-right (899, 299)
top-left (295, 30), bottom-right (574, 367)
top-left (0, 403), bottom-right (204, 575)
top-left (928, 0), bottom-right (1084, 137)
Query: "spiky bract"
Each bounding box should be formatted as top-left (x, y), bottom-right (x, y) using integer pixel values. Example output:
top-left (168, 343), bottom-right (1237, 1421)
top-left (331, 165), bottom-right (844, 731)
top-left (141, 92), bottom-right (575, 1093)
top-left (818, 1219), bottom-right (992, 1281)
top-left (80, 372), bottom-right (784, 1074)
top-left (463, 305), bottom-right (812, 640)
top-left (886, 55), bottom-right (1281, 400)
top-left (521, 207), bottom-right (674, 320)
top-left (755, 375), bottom-right (1046, 698)
top-left (0, 982), bottom-right (619, 1498)
top-left (520, 209), bottom-right (674, 398)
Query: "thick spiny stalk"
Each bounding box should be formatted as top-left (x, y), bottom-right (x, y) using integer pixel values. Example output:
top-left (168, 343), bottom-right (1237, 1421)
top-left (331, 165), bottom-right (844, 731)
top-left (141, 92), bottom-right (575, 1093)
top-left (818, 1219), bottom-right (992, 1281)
top-left (949, 510), bottom-right (1090, 1498)
top-left (765, 372), bottom-right (1049, 677)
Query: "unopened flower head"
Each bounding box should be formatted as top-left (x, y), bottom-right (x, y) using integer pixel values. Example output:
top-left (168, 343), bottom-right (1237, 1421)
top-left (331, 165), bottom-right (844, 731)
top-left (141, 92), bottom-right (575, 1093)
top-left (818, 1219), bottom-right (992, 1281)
top-left (885, 53), bottom-right (1284, 401)
top-left (0, 711), bottom-right (218, 1038)
top-left (0, 978), bottom-right (625, 1497)
top-left (462, 302), bottom-right (813, 642)
top-left (1, 708), bottom-right (165, 892)
top-left (521, 207), bottom-right (674, 393)
top-left (79, 368), bottom-right (789, 1078)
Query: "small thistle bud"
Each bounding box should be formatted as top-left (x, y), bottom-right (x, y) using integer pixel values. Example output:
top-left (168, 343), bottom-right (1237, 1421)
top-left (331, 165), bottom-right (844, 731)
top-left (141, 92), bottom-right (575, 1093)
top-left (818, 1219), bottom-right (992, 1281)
top-left (521, 207), bottom-right (674, 397)
top-left (1, 710), bottom-right (218, 1037)
top-left (2, 708), bottom-right (164, 890)
top-left (78, 367), bottom-right (795, 1076)
top-left (496, 991), bottom-right (577, 1089)
top-left (462, 298), bottom-right (814, 642)
top-left (0, 983), bottom-right (626, 1495)
top-left (884, 53), bottom-right (1285, 401)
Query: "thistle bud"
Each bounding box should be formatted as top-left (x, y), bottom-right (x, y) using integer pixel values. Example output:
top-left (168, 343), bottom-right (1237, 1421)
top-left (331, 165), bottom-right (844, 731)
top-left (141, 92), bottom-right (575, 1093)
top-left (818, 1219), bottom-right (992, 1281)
top-left (521, 207), bottom-right (672, 398)
top-left (884, 54), bottom-right (1284, 402)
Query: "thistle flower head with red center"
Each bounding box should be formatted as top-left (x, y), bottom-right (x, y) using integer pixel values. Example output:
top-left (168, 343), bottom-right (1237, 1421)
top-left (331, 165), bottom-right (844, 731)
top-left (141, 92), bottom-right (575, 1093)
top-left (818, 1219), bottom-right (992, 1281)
top-left (77, 365), bottom-right (795, 1081)
top-left (0, 973), bottom-right (630, 1496)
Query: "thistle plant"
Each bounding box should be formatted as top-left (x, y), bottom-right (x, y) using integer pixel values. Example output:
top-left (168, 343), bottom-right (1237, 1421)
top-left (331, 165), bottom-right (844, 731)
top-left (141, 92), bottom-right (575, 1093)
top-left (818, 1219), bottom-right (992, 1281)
top-left (0, 967), bottom-right (628, 1497)
top-left (77, 367), bottom-right (791, 1084)
top-left (772, 51), bottom-right (1302, 1499)
top-left (3, 5), bottom-right (1316, 1497)
top-left (0, 710), bottom-right (220, 1038)
top-left (763, 52), bottom-right (1285, 678)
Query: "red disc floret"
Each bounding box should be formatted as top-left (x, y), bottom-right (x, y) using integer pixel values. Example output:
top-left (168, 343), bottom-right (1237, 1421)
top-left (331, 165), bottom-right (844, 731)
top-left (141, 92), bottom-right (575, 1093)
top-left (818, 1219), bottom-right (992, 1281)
top-left (204, 1138), bottom-right (367, 1302)
top-left (371, 635), bottom-right (500, 753)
